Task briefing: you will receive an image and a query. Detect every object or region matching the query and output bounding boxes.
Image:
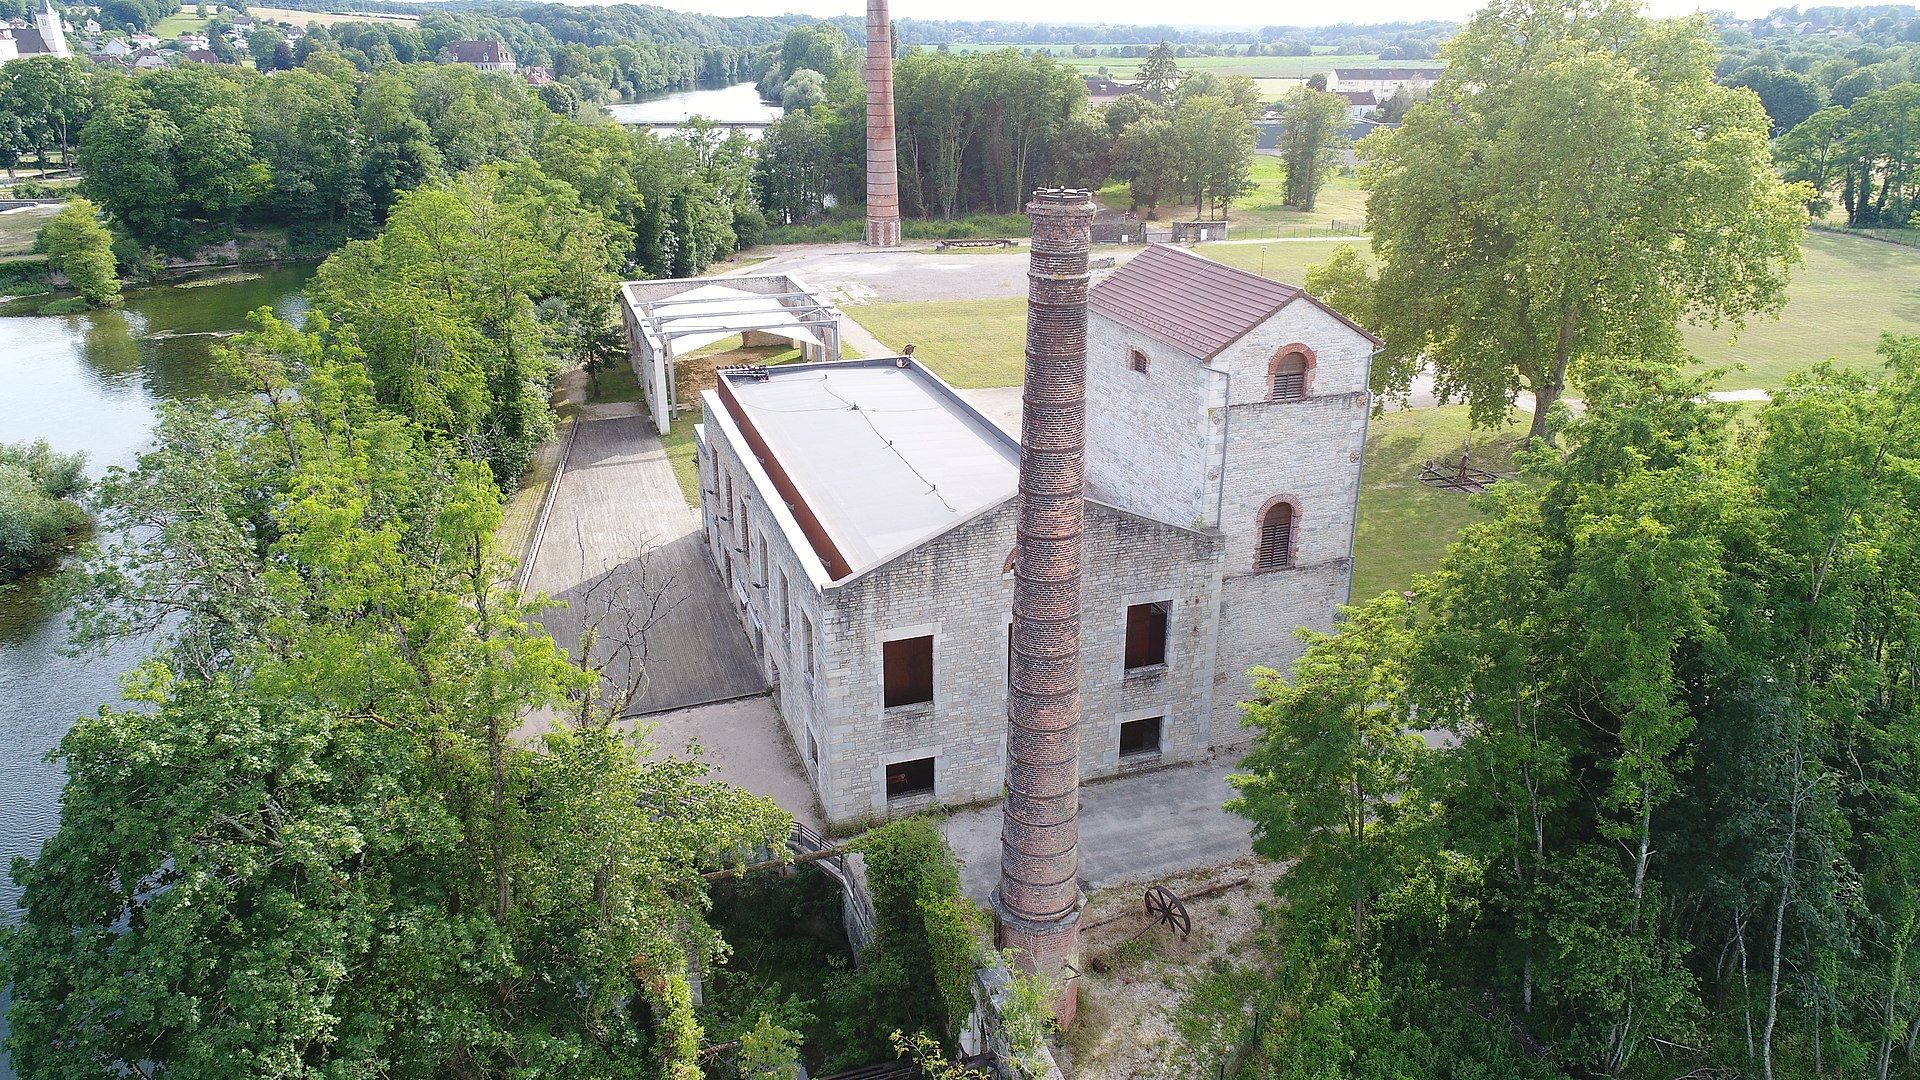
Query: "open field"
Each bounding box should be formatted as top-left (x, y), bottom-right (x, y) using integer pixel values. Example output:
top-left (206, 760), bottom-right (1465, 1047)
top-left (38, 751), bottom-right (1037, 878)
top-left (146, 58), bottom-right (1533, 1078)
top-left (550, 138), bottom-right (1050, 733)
top-left (153, 8), bottom-right (208, 35)
top-left (938, 45), bottom-right (1438, 83)
top-left (0, 205), bottom-right (59, 256)
top-left (201, 4), bottom-right (417, 26)
top-left (1097, 158), bottom-right (1369, 233)
top-left (1681, 229), bottom-right (1920, 389)
top-left (1193, 237), bottom-right (1372, 284)
top-left (854, 295), bottom-right (1027, 388)
top-left (1352, 405), bottom-right (1520, 600)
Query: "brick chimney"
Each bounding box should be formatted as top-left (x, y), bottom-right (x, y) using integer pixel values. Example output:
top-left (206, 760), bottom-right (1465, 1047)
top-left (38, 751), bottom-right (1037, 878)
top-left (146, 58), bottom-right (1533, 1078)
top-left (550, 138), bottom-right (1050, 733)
top-left (993, 188), bottom-right (1096, 1026)
top-left (863, 0), bottom-right (901, 248)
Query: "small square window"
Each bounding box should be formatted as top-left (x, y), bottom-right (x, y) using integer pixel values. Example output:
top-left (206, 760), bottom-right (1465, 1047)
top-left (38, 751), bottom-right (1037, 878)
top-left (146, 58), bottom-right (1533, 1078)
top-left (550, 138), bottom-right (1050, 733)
top-left (885, 756), bottom-right (935, 799)
top-left (1129, 346), bottom-right (1150, 374)
top-left (884, 635), bottom-right (934, 708)
top-left (1120, 717), bottom-right (1163, 757)
top-left (1124, 601), bottom-right (1169, 670)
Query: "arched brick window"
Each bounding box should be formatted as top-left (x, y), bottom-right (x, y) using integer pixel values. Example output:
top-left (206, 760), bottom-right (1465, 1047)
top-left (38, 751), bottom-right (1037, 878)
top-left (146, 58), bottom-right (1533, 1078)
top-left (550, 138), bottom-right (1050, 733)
top-left (1256, 498), bottom-right (1299, 572)
top-left (1268, 344), bottom-right (1316, 402)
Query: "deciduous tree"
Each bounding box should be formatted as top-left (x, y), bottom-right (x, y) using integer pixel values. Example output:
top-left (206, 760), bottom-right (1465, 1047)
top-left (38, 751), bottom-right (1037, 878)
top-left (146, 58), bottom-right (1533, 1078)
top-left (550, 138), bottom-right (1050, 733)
top-left (1276, 84), bottom-right (1349, 211)
top-left (38, 197), bottom-right (120, 306)
top-left (1359, 0), bottom-right (1807, 439)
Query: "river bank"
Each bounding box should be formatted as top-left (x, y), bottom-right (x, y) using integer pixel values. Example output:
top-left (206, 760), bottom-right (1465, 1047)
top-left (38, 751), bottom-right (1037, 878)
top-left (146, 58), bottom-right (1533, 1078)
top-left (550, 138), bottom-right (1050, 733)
top-left (0, 265), bottom-right (315, 1078)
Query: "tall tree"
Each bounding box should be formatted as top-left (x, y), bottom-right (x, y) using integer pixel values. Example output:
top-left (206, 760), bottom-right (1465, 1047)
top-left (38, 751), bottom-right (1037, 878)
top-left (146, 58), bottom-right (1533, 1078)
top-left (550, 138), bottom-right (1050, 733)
top-left (1169, 94), bottom-right (1253, 219)
top-left (1276, 84), bottom-right (1349, 211)
top-left (37, 197), bottom-right (120, 306)
top-left (1359, 0), bottom-right (1807, 439)
top-left (1230, 594), bottom-right (1430, 951)
top-left (1135, 40), bottom-right (1179, 100)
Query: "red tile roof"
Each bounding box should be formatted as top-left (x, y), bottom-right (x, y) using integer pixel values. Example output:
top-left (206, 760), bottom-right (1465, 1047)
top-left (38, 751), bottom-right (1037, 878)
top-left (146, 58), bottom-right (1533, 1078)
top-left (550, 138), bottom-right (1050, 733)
top-left (1089, 244), bottom-right (1381, 357)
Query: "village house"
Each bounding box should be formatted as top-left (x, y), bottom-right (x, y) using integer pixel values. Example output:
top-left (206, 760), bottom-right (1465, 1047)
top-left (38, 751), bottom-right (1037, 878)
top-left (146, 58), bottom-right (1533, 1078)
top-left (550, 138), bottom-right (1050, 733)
top-left (687, 245), bottom-right (1378, 825)
top-left (446, 38), bottom-right (515, 72)
top-left (1326, 65), bottom-right (1438, 95)
top-left (1338, 89), bottom-right (1380, 119)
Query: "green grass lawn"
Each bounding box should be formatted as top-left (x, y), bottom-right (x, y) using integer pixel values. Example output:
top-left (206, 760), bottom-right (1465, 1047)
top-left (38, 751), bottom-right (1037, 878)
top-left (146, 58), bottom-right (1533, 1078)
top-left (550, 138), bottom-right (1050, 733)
top-left (1681, 229), bottom-right (1920, 389)
top-left (854, 296), bottom-right (1028, 388)
top-left (153, 7), bottom-right (209, 36)
top-left (1097, 159), bottom-right (1370, 234)
top-left (0, 204), bottom-right (58, 256)
top-left (1352, 405), bottom-right (1522, 600)
top-left (587, 357), bottom-right (646, 404)
top-left (1194, 238), bottom-right (1373, 285)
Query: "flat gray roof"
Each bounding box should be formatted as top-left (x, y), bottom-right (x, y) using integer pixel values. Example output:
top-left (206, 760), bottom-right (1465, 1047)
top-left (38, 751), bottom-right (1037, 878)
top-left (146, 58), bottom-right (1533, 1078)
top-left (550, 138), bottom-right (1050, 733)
top-left (719, 360), bottom-right (1018, 574)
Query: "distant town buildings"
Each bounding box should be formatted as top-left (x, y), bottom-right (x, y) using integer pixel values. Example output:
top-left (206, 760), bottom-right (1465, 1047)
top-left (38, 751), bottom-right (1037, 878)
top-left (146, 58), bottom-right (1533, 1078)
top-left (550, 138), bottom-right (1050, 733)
top-left (1338, 89), bottom-right (1380, 119)
top-left (0, 0), bottom-right (73, 64)
top-left (1326, 66), bottom-right (1439, 95)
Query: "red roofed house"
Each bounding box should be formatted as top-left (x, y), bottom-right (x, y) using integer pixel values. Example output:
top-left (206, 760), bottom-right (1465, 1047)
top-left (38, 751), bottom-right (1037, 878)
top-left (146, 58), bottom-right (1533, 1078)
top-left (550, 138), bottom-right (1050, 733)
top-left (445, 38), bottom-right (514, 72)
top-left (683, 243), bottom-right (1378, 823)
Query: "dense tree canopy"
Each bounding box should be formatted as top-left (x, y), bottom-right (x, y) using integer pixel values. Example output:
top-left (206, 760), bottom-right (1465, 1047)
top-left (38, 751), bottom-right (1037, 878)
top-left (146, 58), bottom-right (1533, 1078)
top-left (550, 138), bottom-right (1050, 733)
top-left (1235, 345), bottom-right (1920, 1079)
top-left (2, 311), bottom-right (790, 1078)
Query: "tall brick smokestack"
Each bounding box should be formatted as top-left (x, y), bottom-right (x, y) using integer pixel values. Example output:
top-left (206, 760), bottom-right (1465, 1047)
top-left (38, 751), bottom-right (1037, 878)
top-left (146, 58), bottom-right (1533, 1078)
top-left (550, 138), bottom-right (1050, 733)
top-left (863, 0), bottom-right (900, 247)
top-left (994, 188), bottom-right (1096, 1025)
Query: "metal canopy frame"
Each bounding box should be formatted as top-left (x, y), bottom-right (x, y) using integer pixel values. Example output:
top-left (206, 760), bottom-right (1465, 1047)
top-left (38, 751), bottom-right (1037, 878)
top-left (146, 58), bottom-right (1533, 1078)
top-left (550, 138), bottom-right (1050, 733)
top-left (634, 290), bottom-right (843, 422)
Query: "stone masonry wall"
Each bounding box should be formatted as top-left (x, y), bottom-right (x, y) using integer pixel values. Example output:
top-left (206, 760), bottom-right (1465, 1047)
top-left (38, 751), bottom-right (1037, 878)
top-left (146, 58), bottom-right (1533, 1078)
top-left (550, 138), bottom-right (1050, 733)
top-left (1083, 310), bottom-right (1212, 528)
top-left (816, 501), bottom-right (1221, 824)
top-left (1206, 299), bottom-right (1373, 734)
top-left (697, 393), bottom-right (837, 804)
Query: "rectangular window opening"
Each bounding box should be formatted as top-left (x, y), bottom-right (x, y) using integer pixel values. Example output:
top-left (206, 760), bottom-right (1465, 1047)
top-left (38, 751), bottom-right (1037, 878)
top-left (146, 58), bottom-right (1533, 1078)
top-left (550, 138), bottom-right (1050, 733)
top-left (1129, 346), bottom-right (1150, 374)
top-left (803, 615), bottom-right (816, 678)
top-left (883, 634), bottom-right (934, 708)
top-left (1124, 601), bottom-right (1170, 670)
top-left (885, 756), bottom-right (935, 800)
top-left (807, 728), bottom-right (819, 764)
top-left (1120, 717), bottom-right (1163, 758)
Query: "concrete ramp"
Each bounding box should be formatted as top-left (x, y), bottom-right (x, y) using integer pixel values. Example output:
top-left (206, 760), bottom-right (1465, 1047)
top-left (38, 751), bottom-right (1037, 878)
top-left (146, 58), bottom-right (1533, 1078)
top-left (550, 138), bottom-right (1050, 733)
top-left (524, 412), bottom-right (767, 717)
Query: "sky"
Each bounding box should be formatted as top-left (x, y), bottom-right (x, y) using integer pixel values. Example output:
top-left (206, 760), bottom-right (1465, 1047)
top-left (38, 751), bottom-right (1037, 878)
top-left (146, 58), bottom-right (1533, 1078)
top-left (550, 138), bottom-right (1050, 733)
top-left (636, 0), bottom-right (1781, 26)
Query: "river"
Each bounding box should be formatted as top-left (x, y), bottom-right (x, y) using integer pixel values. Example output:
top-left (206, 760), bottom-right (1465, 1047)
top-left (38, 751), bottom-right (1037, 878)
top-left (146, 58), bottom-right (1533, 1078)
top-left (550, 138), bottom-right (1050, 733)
top-left (603, 79), bottom-right (782, 135)
top-left (0, 266), bottom-right (314, 1078)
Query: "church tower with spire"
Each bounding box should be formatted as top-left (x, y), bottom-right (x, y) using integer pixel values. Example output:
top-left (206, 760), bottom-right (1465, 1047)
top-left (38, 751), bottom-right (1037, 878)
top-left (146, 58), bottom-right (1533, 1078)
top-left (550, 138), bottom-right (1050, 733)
top-left (33, 0), bottom-right (72, 58)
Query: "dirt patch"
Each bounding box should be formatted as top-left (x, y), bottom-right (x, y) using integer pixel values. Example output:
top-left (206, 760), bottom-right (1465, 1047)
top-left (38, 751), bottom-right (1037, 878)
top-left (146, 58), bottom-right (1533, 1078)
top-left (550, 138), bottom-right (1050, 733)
top-left (1059, 858), bottom-right (1286, 1080)
top-left (676, 341), bottom-right (805, 404)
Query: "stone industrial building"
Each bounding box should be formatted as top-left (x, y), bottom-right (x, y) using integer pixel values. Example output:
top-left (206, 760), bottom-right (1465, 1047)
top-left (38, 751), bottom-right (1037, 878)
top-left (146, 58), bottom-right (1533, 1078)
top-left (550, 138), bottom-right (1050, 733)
top-left (694, 245), bottom-right (1379, 825)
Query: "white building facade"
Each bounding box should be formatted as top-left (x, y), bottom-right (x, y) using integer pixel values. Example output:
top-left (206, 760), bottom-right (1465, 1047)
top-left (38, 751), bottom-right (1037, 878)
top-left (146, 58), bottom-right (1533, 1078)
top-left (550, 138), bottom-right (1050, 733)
top-left (694, 246), bottom-right (1377, 826)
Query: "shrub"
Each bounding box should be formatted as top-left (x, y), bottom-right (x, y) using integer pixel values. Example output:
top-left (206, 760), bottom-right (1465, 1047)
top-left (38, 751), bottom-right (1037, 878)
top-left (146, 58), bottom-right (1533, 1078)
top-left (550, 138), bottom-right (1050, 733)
top-left (0, 440), bottom-right (89, 580)
top-left (0, 257), bottom-right (53, 297)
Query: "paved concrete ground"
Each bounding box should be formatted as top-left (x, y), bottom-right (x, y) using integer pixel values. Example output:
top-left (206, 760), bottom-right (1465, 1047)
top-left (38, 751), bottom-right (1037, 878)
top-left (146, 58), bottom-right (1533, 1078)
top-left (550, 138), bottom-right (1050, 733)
top-left (522, 404), bottom-right (766, 717)
top-left (940, 749), bottom-right (1257, 904)
top-left (641, 696), bottom-right (824, 831)
top-left (745, 242), bottom-right (1145, 306)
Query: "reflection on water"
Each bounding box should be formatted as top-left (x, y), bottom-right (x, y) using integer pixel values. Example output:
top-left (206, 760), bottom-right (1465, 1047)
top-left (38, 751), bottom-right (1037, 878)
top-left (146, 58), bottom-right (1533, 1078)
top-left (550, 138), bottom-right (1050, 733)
top-left (0, 265), bottom-right (313, 1078)
top-left (603, 79), bottom-right (782, 130)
